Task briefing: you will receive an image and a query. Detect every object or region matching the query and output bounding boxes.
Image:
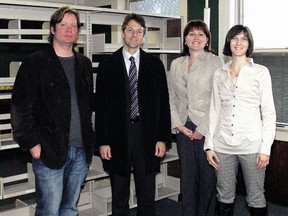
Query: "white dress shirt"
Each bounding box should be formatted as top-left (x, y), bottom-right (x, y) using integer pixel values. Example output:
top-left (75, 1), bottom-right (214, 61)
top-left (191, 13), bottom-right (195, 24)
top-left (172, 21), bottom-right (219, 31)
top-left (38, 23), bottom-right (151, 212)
top-left (123, 49), bottom-right (140, 76)
top-left (204, 58), bottom-right (276, 156)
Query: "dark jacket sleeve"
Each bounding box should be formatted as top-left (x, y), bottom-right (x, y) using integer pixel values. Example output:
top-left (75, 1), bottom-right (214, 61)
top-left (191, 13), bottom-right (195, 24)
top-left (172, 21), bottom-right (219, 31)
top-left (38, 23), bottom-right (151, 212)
top-left (157, 58), bottom-right (172, 145)
top-left (11, 55), bottom-right (41, 151)
top-left (94, 58), bottom-right (108, 148)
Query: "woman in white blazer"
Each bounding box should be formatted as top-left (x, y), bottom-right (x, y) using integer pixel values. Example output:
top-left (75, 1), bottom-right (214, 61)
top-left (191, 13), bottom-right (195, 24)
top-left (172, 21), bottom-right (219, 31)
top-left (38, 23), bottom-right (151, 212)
top-left (168, 20), bottom-right (223, 216)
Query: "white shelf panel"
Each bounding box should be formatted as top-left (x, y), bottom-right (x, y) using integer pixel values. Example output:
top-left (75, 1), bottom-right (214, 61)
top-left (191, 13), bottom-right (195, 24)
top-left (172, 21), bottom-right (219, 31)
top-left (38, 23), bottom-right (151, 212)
top-left (94, 187), bottom-right (112, 200)
top-left (0, 164), bottom-right (35, 200)
top-left (155, 175), bottom-right (180, 201)
top-left (0, 124), bottom-right (11, 131)
top-left (2, 183), bottom-right (35, 200)
top-left (0, 139), bottom-right (19, 150)
top-left (143, 49), bottom-right (181, 54)
top-left (161, 153), bottom-right (178, 163)
top-left (0, 39), bottom-right (85, 44)
top-left (156, 186), bottom-right (179, 200)
top-left (86, 169), bottom-right (108, 181)
top-left (0, 29), bottom-right (49, 35)
top-left (0, 205), bottom-right (35, 216)
top-left (90, 33), bottom-right (181, 54)
top-left (86, 156), bottom-right (108, 181)
top-left (0, 29), bottom-right (88, 35)
top-left (0, 114), bottom-right (18, 150)
top-left (0, 78), bottom-right (15, 86)
top-left (0, 94), bottom-right (11, 100)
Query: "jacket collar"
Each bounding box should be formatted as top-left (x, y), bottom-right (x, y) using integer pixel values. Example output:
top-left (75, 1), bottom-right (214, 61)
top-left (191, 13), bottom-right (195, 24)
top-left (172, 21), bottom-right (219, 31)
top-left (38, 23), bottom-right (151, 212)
top-left (179, 50), bottom-right (211, 72)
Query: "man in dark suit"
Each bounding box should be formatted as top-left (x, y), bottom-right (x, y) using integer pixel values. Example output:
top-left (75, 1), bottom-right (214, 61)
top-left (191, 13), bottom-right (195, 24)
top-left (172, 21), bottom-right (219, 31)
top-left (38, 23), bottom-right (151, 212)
top-left (95, 13), bottom-right (171, 216)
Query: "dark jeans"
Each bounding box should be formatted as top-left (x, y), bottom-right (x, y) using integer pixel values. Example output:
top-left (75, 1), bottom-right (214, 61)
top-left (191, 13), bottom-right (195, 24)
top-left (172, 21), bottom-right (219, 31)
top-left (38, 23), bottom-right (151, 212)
top-left (32, 146), bottom-right (87, 216)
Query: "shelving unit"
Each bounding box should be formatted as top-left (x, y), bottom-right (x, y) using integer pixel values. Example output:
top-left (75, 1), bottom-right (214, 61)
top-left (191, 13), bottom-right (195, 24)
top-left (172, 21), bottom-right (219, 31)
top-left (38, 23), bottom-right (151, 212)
top-left (0, 1), bottom-right (182, 215)
top-left (0, 143), bottom-right (179, 216)
top-left (0, 163), bottom-right (35, 200)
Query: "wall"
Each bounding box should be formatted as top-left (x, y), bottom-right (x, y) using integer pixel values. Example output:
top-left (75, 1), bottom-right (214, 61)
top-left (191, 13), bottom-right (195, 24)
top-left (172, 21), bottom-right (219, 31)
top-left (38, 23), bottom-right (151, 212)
top-left (187, 0), bottom-right (219, 54)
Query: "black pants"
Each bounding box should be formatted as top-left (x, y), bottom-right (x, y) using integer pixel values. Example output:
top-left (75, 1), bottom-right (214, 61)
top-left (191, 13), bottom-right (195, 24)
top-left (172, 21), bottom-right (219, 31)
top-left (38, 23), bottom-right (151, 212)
top-left (176, 121), bottom-right (217, 216)
top-left (110, 121), bottom-right (156, 216)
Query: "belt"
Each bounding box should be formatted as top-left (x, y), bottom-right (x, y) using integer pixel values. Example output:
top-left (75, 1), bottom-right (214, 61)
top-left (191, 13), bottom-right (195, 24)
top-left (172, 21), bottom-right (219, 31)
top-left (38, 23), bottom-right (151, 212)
top-left (131, 115), bottom-right (140, 123)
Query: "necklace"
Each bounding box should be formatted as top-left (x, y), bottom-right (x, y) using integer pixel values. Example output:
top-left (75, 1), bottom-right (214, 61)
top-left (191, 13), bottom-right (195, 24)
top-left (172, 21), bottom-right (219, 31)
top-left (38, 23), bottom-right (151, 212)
top-left (230, 64), bottom-right (240, 77)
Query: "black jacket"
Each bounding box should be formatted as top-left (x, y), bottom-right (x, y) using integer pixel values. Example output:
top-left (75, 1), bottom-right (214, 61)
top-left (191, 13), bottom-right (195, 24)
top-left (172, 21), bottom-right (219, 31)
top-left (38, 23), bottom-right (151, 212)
top-left (11, 45), bottom-right (95, 169)
top-left (95, 47), bottom-right (171, 175)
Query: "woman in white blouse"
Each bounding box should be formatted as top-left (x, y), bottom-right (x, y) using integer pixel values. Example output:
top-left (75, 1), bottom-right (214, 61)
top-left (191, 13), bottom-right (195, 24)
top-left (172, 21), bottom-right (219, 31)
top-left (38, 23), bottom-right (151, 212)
top-left (204, 25), bottom-right (276, 216)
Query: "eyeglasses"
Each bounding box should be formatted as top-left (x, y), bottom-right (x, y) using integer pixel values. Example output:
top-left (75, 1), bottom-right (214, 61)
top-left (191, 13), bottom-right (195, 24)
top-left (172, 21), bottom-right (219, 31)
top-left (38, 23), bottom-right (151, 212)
top-left (125, 27), bottom-right (144, 36)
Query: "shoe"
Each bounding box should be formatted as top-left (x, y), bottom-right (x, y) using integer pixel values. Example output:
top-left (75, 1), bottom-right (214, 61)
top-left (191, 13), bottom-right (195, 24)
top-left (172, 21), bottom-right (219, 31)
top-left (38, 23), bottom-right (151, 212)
top-left (250, 206), bottom-right (268, 216)
top-left (217, 201), bottom-right (234, 216)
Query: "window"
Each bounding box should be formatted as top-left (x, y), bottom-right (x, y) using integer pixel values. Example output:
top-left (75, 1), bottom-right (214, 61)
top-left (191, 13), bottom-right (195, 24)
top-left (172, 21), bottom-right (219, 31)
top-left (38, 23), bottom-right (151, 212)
top-left (219, 0), bottom-right (288, 123)
top-left (243, 0), bottom-right (288, 123)
top-left (243, 0), bottom-right (288, 49)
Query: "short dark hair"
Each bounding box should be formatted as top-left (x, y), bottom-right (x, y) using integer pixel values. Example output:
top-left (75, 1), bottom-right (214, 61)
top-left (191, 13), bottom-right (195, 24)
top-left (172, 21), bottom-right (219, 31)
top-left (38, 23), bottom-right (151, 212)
top-left (48, 6), bottom-right (81, 43)
top-left (121, 13), bottom-right (146, 36)
top-left (223, 25), bottom-right (254, 57)
top-left (181, 20), bottom-right (212, 56)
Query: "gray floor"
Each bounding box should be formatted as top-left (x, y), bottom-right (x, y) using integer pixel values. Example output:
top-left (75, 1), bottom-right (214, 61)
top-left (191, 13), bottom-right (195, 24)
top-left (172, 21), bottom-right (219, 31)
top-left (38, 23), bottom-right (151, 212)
top-left (1, 194), bottom-right (287, 215)
top-left (130, 194), bottom-right (288, 216)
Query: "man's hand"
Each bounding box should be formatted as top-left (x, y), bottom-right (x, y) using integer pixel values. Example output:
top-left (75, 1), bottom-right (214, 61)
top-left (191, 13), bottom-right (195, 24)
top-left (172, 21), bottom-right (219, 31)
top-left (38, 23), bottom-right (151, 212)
top-left (155, 141), bottom-right (166, 158)
top-left (99, 145), bottom-right (112, 160)
top-left (30, 144), bottom-right (41, 159)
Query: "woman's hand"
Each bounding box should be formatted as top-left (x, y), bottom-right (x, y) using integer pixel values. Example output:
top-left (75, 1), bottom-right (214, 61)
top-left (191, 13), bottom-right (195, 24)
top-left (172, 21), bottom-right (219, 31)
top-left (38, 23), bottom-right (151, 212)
top-left (177, 126), bottom-right (193, 139)
top-left (256, 153), bottom-right (270, 169)
top-left (191, 130), bottom-right (203, 140)
top-left (206, 150), bottom-right (220, 170)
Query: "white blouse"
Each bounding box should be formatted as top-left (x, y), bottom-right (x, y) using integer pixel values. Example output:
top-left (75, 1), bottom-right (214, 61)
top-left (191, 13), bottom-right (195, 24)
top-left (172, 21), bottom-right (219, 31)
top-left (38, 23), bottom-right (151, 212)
top-left (204, 58), bottom-right (276, 156)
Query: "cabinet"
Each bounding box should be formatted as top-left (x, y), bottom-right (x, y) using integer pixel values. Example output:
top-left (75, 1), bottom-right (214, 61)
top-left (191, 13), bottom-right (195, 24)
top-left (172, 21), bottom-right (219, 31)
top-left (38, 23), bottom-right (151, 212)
top-left (0, 0), bottom-right (182, 215)
top-left (264, 140), bottom-right (288, 206)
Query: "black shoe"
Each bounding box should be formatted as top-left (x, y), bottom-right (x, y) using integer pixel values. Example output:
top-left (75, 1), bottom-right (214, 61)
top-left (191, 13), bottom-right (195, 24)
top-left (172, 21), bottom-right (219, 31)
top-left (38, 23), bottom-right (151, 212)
top-left (217, 202), bottom-right (234, 216)
top-left (250, 206), bottom-right (268, 216)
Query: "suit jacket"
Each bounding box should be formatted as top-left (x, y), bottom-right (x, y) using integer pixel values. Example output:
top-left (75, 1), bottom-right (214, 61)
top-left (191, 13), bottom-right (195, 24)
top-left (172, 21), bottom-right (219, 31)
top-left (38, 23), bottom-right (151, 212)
top-left (11, 45), bottom-right (95, 169)
top-left (95, 47), bottom-right (171, 176)
top-left (168, 51), bottom-right (223, 135)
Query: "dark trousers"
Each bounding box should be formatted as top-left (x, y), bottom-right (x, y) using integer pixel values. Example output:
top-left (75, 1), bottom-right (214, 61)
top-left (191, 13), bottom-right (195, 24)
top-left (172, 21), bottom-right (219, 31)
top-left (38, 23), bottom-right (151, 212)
top-left (110, 121), bottom-right (156, 216)
top-left (176, 121), bottom-right (217, 216)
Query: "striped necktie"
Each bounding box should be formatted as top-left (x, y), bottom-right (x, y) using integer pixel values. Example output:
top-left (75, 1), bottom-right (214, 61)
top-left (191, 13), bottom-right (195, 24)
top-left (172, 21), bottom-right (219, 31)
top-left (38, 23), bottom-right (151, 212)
top-left (129, 56), bottom-right (139, 119)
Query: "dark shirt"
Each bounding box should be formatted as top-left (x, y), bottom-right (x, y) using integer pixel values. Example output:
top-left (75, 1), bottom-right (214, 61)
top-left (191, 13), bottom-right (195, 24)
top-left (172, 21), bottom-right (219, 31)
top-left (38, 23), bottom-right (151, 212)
top-left (59, 56), bottom-right (83, 148)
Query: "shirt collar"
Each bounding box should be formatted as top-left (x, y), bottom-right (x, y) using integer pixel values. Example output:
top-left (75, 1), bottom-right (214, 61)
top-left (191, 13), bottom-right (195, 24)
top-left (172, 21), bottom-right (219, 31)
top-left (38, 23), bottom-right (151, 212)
top-left (224, 58), bottom-right (254, 72)
top-left (122, 48), bottom-right (140, 63)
